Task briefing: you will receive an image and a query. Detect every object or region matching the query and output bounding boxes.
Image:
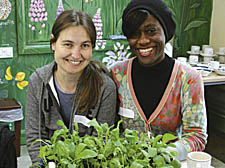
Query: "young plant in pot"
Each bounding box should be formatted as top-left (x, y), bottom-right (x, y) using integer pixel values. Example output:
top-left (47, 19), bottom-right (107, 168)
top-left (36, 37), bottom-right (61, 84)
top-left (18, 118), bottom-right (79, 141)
top-left (30, 119), bottom-right (181, 168)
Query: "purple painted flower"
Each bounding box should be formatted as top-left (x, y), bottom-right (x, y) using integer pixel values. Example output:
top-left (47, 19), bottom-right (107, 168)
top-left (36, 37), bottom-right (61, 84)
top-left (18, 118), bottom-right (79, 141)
top-left (28, 0), bottom-right (48, 33)
top-left (32, 26), bottom-right (35, 30)
top-left (85, 0), bottom-right (93, 3)
top-left (55, 0), bottom-right (64, 20)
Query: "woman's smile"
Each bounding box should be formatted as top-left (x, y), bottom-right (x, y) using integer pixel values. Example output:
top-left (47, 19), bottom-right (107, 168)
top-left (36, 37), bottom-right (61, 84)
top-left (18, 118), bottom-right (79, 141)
top-left (64, 58), bottom-right (83, 66)
top-left (137, 47), bottom-right (154, 57)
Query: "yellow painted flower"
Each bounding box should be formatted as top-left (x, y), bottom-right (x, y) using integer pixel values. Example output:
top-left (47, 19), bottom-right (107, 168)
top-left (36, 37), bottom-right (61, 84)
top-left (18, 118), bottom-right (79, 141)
top-left (5, 66), bottom-right (28, 90)
top-left (5, 66), bottom-right (12, 80)
top-left (17, 81), bottom-right (29, 90)
top-left (15, 72), bottom-right (26, 81)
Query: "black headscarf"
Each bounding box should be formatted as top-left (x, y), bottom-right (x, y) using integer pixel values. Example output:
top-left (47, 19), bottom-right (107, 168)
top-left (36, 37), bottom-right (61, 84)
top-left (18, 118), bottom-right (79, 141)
top-left (122, 0), bottom-right (176, 43)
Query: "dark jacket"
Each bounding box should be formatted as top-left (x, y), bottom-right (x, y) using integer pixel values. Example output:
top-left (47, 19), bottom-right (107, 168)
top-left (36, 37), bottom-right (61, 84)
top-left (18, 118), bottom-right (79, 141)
top-left (0, 124), bottom-right (17, 168)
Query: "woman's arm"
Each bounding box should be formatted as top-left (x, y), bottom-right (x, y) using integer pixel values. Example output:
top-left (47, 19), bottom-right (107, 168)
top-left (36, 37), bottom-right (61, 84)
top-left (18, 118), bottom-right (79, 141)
top-left (179, 70), bottom-right (207, 154)
top-left (25, 73), bottom-right (44, 164)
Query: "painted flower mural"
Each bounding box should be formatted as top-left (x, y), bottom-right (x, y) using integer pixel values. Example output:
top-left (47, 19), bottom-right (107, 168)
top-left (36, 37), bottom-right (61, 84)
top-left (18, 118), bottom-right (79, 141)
top-left (85, 0), bottom-right (93, 3)
top-left (0, 0), bottom-right (11, 20)
top-left (102, 42), bottom-right (131, 68)
top-left (92, 8), bottom-right (106, 50)
top-left (28, 0), bottom-right (48, 35)
top-left (5, 66), bottom-right (28, 90)
top-left (55, 0), bottom-right (64, 20)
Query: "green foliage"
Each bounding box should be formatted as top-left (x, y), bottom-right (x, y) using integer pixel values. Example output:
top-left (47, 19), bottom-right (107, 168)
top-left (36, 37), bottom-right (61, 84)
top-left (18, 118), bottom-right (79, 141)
top-left (31, 119), bottom-right (181, 168)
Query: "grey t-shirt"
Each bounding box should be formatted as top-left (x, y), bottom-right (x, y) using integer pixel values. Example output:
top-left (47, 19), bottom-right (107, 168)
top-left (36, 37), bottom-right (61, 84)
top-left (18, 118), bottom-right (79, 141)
top-left (54, 75), bottom-right (74, 127)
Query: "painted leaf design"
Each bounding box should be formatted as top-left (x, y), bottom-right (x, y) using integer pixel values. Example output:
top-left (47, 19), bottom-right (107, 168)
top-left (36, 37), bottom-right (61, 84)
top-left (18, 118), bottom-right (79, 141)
top-left (116, 19), bottom-right (122, 34)
top-left (17, 81), bottom-right (28, 90)
top-left (184, 19), bottom-right (208, 32)
top-left (105, 51), bottom-right (116, 57)
top-left (0, 90), bottom-right (8, 98)
top-left (0, 69), bottom-right (4, 78)
top-left (15, 72), bottom-right (26, 81)
top-left (190, 3), bottom-right (200, 9)
top-left (5, 66), bottom-right (12, 80)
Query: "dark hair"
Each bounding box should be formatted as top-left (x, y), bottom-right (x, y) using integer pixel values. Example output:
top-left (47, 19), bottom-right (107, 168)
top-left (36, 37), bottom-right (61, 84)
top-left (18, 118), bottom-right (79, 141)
top-left (77, 60), bottom-right (109, 113)
top-left (51, 10), bottom-right (107, 113)
top-left (122, 9), bottom-right (149, 39)
top-left (51, 9), bottom-right (96, 48)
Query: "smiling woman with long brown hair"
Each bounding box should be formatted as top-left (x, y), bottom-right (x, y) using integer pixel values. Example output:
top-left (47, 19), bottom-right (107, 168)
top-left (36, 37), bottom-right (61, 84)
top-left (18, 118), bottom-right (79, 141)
top-left (25, 9), bottom-right (118, 164)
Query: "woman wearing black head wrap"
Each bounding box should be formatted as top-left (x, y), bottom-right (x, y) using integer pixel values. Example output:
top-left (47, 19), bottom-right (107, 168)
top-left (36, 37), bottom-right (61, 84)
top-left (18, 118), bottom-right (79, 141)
top-left (110, 0), bottom-right (207, 161)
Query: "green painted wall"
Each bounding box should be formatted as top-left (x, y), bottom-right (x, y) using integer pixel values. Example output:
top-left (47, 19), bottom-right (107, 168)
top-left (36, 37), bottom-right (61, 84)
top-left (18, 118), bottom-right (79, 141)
top-left (164, 0), bottom-right (213, 57)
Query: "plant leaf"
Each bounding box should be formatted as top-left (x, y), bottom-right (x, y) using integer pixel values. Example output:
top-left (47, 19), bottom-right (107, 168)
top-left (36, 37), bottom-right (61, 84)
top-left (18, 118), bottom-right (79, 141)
top-left (136, 159), bottom-right (150, 167)
top-left (94, 138), bottom-right (103, 147)
top-left (168, 143), bottom-right (176, 148)
top-left (88, 119), bottom-right (103, 136)
top-left (152, 135), bottom-right (163, 147)
top-left (75, 143), bottom-right (87, 156)
top-left (170, 159), bottom-right (182, 168)
top-left (103, 140), bottom-right (114, 157)
top-left (130, 161), bottom-right (144, 168)
top-left (57, 120), bottom-right (67, 130)
top-left (47, 155), bottom-right (58, 161)
top-left (51, 128), bottom-right (68, 144)
top-left (84, 137), bottom-right (96, 148)
top-left (109, 157), bottom-right (121, 167)
top-left (101, 123), bottom-right (109, 134)
top-left (170, 150), bottom-right (178, 157)
top-left (153, 155), bottom-right (165, 167)
top-left (140, 149), bottom-right (150, 158)
top-left (29, 139), bottom-right (45, 149)
top-left (76, 149), bottom-right (97, 159)
top-left (111, 128), bottom-right (120, 140)
top-left (161, 153), bottom-right (171, 163)
top-left (148, 148), bottom-right (157, 158)
top-left (162, 133), bottom-right (177, 144)
top-left (56, 140), bottom-right (70, 158)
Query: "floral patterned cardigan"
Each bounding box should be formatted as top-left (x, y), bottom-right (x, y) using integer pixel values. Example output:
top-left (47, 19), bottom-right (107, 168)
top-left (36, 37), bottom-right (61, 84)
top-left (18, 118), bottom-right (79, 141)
top-left (110, 57), bottom-right (207, 154)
